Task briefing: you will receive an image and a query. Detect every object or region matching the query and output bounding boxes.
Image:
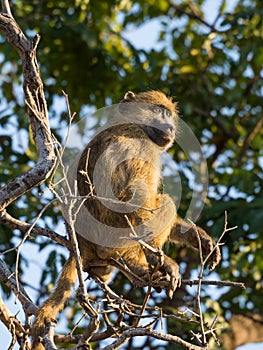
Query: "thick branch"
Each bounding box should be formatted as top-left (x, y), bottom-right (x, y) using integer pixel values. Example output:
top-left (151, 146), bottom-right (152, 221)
top-left (0, 10), bottom-right (56, 210)
top-left (0, 210), bottom-right (70, 249)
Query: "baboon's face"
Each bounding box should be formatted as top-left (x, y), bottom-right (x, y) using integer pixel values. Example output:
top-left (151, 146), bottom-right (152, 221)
top-left (141, 104), bottom-right (176, 150)
top-left (119, 90), bottom-right (178, 150)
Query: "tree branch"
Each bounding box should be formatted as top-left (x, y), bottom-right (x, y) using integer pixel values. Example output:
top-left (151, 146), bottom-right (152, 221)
top-left (0, 294), bottom-right (30, 349)
top-left (0, 258), bottom-right (37, 316)
top-left (0, 4), bottom-right (56, 211)
top-left (1, 0), bottom-right (12, 17)
top-left (103, 327), bottom-right (208, 350)
top-left (182, 279), bottom-right (245, 289)
top-left (237, 115), bottom-right (263, 165)
top-left (169, 2), bottom-right (217, 32)
top-left (0, 210), bottom-right (70, 249)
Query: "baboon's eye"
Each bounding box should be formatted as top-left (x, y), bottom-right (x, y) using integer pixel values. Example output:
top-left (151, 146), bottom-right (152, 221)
top-left (151, 106), bottom-right (162, 114)
top-left (166, 110), bottom-right (172, 118)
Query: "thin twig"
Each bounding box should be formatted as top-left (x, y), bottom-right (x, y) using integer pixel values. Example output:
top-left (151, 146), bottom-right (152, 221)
top-left (103, 327), bottom-right (208, 350)
top-left (14, 200), bottom-right (56, 294)
top-left (203, 212), bottom-right (237, 267)
top-left (49, 91), bottom-right (77, 184)
top-left (135, 285), bottom-right (152, 327)
top-left (169, 2), bottom-right (217, 32)
top-left (190, 212), bottom-right (238, 346)
top-left (194, 223), bottom-right (207, 345)
top-left (124, 215), bottom-right (160, 253)
top-left (181, 279), bottom-right (245, 289)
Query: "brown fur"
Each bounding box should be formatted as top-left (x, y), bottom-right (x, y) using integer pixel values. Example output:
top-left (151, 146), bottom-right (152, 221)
top-left (32, 255), bottom-right (77, 349)
top-left (31, 91), bottom-right (221, 349)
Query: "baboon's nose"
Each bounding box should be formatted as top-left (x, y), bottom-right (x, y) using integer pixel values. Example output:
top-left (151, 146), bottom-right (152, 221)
top-left (162, 123), bottom-right (175, 135)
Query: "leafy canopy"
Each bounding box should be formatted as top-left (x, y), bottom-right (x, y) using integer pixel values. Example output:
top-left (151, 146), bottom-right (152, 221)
top-left (0, 0), bottom-right (262, 347)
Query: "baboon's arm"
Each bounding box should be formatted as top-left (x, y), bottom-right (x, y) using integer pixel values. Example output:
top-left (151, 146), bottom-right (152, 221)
top-left (169, 218), bottom-right (221, 270)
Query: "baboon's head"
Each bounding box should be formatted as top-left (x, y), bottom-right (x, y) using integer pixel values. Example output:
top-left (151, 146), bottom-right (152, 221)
top-left (119, 90), bottom-right (178, 150)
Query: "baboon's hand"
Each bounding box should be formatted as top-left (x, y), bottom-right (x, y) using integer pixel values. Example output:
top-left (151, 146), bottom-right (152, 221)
top-left (197, 228), bottom-right (221, 270)
top-left (208, 244), bottom-right (221, 270)
top-left (161, 255), bottom-right (181, 299)
top-left (143, 250), bottom-right (181, 298)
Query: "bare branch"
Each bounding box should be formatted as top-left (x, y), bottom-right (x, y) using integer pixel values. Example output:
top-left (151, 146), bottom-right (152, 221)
top-left (42, 320), bottom-right (58, 350)
top-left (169, 2), bottom-right (217, 32)
top-left (0, 210), bottom-right (70, 249)
top-left (77, 312), bottom-right (100, 348)
top-left (0, 6), bottom-right (56, 211)
top-left (0, 294), bottom-right (25, 339)
top-left (0, 258), bottom-right (37, 316)
top-left (1, 0), bottom-right (13, 17)
top-left (186, 213), bottom-right (240, 347)
top-left (182, 279), bottom-right (245, 289)
top-left (103, 327), bottom-right (208, 350)
top-left (203, 212), bottom-right (237, 267)
top-left (194, 223), bottom-right (207, 345)
top-left (62, 152), bottom-right (97, 318)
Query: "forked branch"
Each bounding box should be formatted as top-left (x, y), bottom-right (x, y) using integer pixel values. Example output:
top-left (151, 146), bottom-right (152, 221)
top-left (0, 0), bottom-right (56, 210)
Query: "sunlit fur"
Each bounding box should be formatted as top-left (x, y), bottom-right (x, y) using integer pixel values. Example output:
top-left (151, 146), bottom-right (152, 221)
top-left (31, 91), bottom-right (221, 349)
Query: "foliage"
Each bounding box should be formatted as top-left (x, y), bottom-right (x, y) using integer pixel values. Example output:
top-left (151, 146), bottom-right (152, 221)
top-left (0, 0), bottom-right (263, 348)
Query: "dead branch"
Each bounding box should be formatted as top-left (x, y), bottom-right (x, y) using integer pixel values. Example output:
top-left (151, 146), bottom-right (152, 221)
top-left (195, 223), bottom-right (207, 345)
top-left (182, 279), bottom-right (245, 289)
top-left (54, 93), bottom-right (100, 347)
top-left (189, 212), bottom-right (239, 347)
top-left (42, 320), bottom-right (58, 350)
top-left (84, 257), bottom-right (245, 291)
top-left (0, 210), bottom-right (70, 249)
top-left (0, 258), bottom-right (37, 316)
top-left (63, 179), bottom-right (98, 320)
top-left (0, 294), bottom-right (26, 342)
top-left (103, 327), bottom-right (208, 350)
top-left (0, 2), bottom-right (56, 211)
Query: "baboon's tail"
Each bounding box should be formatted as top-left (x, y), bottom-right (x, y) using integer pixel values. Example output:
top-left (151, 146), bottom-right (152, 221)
top-left (31, 254), bottom-right (77, 349)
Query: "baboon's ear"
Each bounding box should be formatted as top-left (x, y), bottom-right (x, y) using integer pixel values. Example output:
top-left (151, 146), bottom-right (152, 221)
top-left (123, 91), bottom-right (136, 101)
top-left (119, 91), bottom-right (136, 114)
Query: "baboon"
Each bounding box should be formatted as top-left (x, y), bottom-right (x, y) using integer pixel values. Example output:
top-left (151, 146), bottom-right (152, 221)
top-left (32, 91), bottom-right (221, 349)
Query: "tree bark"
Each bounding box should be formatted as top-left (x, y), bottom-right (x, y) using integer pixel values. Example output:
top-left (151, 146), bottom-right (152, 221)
top-left (0, 8), bottom-right (56, 211)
